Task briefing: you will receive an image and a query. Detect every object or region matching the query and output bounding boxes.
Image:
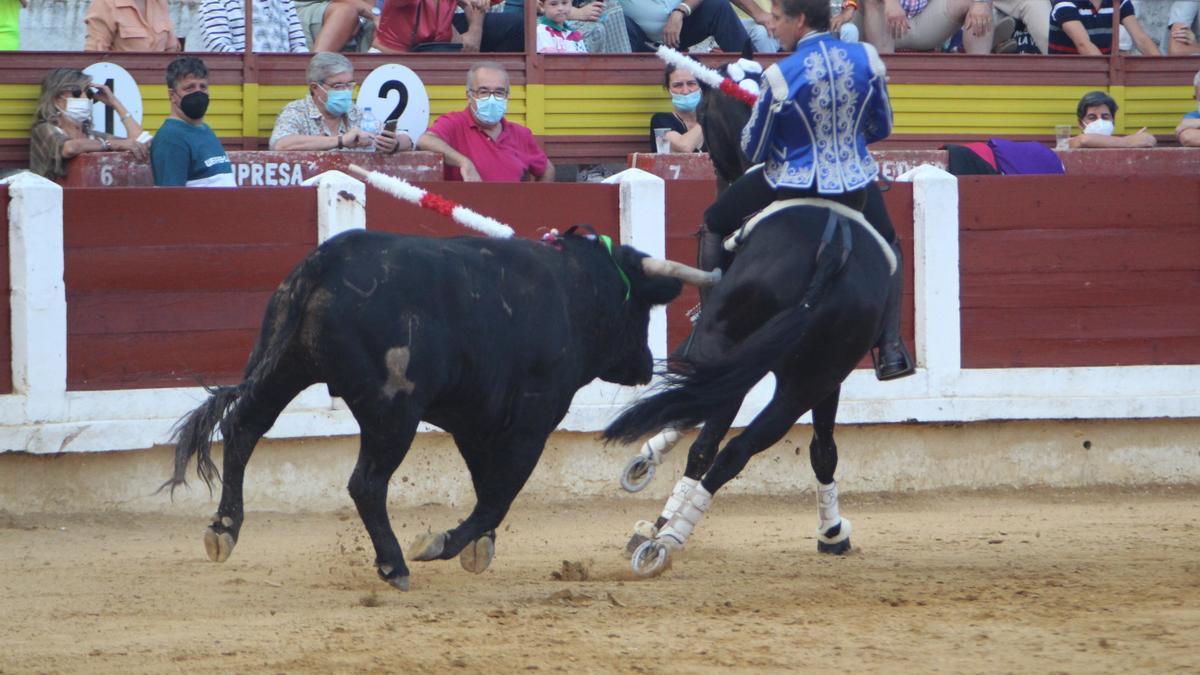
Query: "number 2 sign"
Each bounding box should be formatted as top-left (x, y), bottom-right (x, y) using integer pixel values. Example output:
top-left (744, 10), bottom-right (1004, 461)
top-left (356, 64), bottom-right (430, 141)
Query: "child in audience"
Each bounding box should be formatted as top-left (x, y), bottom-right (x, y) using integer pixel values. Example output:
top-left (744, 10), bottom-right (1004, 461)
top-left (537, 0), bottom-right (587, 53)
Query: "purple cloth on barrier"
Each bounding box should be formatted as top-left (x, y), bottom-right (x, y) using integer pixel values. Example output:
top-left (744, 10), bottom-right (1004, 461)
top-left (988, 138), bottom-right (1066, 175)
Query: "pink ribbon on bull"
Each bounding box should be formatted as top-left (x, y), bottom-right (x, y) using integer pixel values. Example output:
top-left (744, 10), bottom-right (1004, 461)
top-left (655, 45), bottom-right (759, 108)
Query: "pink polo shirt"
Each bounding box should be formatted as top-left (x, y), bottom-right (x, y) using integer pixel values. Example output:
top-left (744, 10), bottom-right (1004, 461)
top-left (428, 108), bottom-right (548, 182)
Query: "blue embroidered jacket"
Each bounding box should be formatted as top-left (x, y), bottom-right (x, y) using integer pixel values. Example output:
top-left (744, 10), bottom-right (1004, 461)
top-left (741, 31), bottom-right (892, 194)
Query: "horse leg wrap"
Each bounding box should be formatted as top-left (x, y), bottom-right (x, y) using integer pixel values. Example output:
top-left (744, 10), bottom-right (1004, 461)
top-left (640, 427), bottom-right (684, 465)
top-left (659, 476), bottom-right (700, 522)
top-left (817, 481), bottom-right (851, 544)
top-left (658, 484), bottom-right (713, 550)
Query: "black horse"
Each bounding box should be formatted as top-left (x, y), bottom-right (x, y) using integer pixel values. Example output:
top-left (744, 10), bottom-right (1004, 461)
top-left (604, 59), bottom-right (899, 575)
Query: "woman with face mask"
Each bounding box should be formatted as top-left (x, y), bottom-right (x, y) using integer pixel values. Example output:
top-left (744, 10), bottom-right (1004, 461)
top-left (269, 52), bottom-right (411, 153)
top-left (649, 65), bottom-right (705, 153)
top-left (29, 68), bottom-right (148, 180)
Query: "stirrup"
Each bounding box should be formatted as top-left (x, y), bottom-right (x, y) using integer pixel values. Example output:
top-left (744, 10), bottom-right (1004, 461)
top-left (871, 341), bottom-right (915, 381)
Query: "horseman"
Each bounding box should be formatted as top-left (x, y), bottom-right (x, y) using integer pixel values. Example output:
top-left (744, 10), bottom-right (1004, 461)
top-left (697, 0), bottom-right (914, 380)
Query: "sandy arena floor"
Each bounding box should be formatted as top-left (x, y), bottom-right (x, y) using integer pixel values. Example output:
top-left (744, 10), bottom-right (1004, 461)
top-left (2, 485), bottom-right (1198, 673)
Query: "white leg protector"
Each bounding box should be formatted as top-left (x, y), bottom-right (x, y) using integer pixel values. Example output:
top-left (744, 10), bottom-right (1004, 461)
top-left (659, 476), bottom-right (699, 522)
top-left (816, 480), bottom-right (851, 544)
top-left (657, 484), bottom-right (713, 550)
top-left (639, 427), bottom-right (684, 465)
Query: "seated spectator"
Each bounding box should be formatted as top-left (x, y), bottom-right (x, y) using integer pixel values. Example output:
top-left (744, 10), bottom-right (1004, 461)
top-left (1176, 70), bottom-right (1200, 147)
top-left (566, 0), bottom-right (633, 53)
top-left (1067, 90), bottom-right (1156, 149)
top-left (1164, 1), bottom-right (1199, 56)
top-left (649, 64), bottom-right (704, 152)
top-left (376, 0), bottom-right (524, 52)
top-left (992, 0), bottom-right (1049, 54)
top-left (0, 0), bottom-right (24, 51)
top-left (863, 0), bottom-right (993, 54)
top-left (417, 61), bottom-right (555, 182)
top-left (731, 0), bottom-right (778, 51)
top-left (29, 68), bottom-right (149, 181)
top-left (269, 52), bottom-right (411, 152)
top-left (1048, 0), bottom-right (1159, 55)
top-left (198, 0), bottom-right (308, 52)
top-left (294, 0), bottom-right (378, 52)
top-left (829, 0), bottom-right (860, 41)
top-left (84, 0), bottom-right (180, 51)
top-left (538, 0), bottom-right (588, 52)
top-left (621, 0), bottom-right (751, 53)
top-left (150, 57), bottom-right (235, 187)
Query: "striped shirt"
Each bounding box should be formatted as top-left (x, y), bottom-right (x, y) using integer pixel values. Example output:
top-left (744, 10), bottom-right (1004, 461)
top-left (198, 0), bottom-right (308, 52)
top-left (1048, 0), bottom-right (1134, 55)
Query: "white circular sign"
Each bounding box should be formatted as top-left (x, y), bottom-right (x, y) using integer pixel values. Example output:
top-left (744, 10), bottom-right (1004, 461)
top-left (357, 64), bottom-right (430, 142)
top-left (83, 62), bottom-right (143, 139)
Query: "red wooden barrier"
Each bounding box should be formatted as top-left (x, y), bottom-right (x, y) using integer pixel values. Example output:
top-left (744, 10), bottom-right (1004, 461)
top-left (959, 175), bottom-right (1200, 368)
top-left (0, 185), bottom-right (11, 394)
top-left (62, 187), bottom-right (317, 390)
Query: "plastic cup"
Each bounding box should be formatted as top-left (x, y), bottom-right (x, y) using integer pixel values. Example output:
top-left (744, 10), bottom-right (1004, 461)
top-left (653, 128), bottom-right (671, 154)
top-left (1054, 124), bottom-right (1072, 150)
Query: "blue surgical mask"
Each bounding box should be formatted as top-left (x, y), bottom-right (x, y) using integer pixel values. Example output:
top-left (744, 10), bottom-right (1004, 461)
top-left (322, 88), bottom-right (352, 116)
top-left (672, 90), bottom-right (701, 112)
top-left (473, 95), bottom-right (507, 126)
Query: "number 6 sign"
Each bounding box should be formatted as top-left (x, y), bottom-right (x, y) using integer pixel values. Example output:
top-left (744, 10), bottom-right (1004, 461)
top-left (357, 64), bottom-right (430, 142)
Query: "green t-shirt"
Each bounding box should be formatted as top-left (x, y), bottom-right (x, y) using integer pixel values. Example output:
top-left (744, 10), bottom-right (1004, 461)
top-left (149, 118), bottom-right (236, 187)
top-left (0, 0), bottom-right (21, 51)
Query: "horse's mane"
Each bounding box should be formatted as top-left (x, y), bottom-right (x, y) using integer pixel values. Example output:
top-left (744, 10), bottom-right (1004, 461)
top-left (696, 46), bottom-right (758, 190)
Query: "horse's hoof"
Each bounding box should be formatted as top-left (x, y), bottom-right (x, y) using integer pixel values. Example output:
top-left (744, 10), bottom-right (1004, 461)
top-left (377, 564), bottom-right (411, 591)
top-left (630, 539), bottom-right (670, 577)
top-left (203, 526), bottom-right (235, 563)
top-left (624, 520), bottom-right (658, 558)
top-left (620, 456), bottom-right (655, 493)
top-left (624, 532), bottom-right (650, 558)
top-left (459, 533), bottom-right (495, 574)
top-left (410, 531), bottom-right (448, 561)
top-left (817, 537), bottom-right (852, 555)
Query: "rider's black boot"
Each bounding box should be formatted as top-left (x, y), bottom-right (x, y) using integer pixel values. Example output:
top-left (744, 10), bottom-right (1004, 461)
top-left (696, 225), bottom-right (731, 306)
top-left (872, 240), bottom-right (916, 381)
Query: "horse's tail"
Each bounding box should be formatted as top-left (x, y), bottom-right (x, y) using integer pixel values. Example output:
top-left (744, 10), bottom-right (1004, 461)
top-left (604, 240), bottom-right (845, 444)
top-left (158, 246), bottom-right (329, 496)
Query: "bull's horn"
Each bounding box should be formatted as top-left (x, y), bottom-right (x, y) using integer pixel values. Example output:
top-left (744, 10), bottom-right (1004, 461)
top-left (641, 258), bottom-right (722, 287)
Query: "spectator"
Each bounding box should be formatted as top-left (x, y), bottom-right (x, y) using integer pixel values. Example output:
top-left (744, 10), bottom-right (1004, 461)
top-left (1048, 0), bottom-right (1159, 55)
top-left (621, 0), bottom-right (752, 53)
top-left (992, 0), bottom-right (1049, 53)
top-left (1164, 1), bottom-right (1199, 56)
top-left (1067, 90), bottom-right (1156, 149)
top-left (863, 0), bottom-right (994, 54)
top-left (731, 0), bottom-right (779, 51)
top-left (84, 0), bottom-right (181, 51)
top-left (198, 0), bottom-right (308, 52)
top-left (0, 0), bottom-right (27, 50)
top-left (269, 52), bottom-right (411, 152)
top-left (1176, 70), bottom-right (1200, 147)
top-left (29, 68), bottom-right (149, 181)
top-left (649, 65), bottom-right (704, 152)
top-left (538, 0), bottom-right (588, 52)
top-left (566, 0), bottom-right (633, 53)
top-left (294, 0), bottom-right (378, 52)
top-left (150, 57), bottom-right (235, 187)
top-left (375, 0), bottom-right (524, 52)
top-left (830, 0), bottom-right (860, 41)
top-left (417, 61), bottom-right (555, 182)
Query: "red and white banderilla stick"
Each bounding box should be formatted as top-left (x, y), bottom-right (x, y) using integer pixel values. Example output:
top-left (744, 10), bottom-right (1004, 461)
top-left (655, 45), bottom-right (759, 108)
top-left (348, 164), bottom-right (515, 239)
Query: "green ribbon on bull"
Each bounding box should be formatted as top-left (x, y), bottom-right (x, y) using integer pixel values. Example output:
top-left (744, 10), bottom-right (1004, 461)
top-left (598, 234), bottom-right (632, 302)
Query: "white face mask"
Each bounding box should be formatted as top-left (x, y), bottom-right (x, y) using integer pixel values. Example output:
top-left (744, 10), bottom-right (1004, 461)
top-left (61, 97), bottom-right (92, 125)
top-left (1083, 119), bottom-right (1114, 136)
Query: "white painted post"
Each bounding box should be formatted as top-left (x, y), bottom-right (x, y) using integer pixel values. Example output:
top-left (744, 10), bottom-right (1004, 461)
top-left (303, 169), bottom-right (366, 243)
top-left (2, 171), bottom-right (67, 421)
top-left (604, 168), bottom-right (668, 359)
top-left (898, 165), bottom-right (962, 385)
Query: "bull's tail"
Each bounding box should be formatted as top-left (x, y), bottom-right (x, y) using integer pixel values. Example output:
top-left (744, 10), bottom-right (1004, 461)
top-left (604, 242), bottom-right (844, 444)
top-left (158, 247), bottom-right (328, 497)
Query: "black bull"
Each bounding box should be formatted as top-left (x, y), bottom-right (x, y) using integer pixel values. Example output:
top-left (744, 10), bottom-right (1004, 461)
top-left (164, 229), bottom-right (683, 590)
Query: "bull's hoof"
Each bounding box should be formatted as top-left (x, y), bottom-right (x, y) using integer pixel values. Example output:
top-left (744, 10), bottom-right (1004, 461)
top-left (817, 537), bottom-right (851, 555)
top-left (409, 531), bottom-right (448, 561)
top-left (377, 564), bottom-right (411, 591)
top-left (459, 532), bottom-right (496, 574)
top-left (203, 526), bottom-right (236, 563)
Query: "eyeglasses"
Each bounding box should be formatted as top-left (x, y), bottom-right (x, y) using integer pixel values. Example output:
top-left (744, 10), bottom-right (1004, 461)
top-left (322, 81), bottom-right (356, 92)
top-left (469, 88), bottom-right (509, 100)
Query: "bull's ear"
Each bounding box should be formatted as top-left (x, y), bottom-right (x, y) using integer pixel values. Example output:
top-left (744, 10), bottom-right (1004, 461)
top-left (618, 249), bottom-right (683, 306)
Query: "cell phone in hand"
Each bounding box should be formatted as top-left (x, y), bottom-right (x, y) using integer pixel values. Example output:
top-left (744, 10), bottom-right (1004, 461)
top-left (384, 118), bottom-right (398, 134)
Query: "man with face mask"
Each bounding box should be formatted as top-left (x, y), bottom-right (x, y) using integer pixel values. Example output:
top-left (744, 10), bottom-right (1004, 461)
top-left (269, 52), bottom-right (411, 153)
top-left (648, 64), bottom-right (705, 153)
top-left (149, 56), bottom-right (236, 187)
top-left (1067, 91), bottom-right (1156, 149)
top-left (416, 61), bottom-right (554, 182)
